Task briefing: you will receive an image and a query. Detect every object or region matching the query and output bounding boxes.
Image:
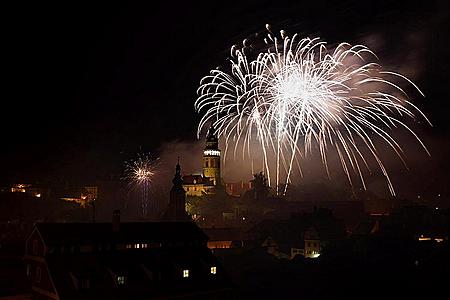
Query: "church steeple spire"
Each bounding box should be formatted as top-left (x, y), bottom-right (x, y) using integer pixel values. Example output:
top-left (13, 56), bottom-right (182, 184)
top-left (163, 160), bottom-right (190, 221)
top-left (172, 157), bottom-right (183, 186)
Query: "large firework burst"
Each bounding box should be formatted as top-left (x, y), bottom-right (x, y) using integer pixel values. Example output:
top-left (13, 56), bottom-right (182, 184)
top-left (195, 25), bottom-right (430, 195)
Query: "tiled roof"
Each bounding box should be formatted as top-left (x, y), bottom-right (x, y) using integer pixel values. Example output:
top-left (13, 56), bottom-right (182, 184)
top-left (36, 222), bottom-right (208, 245)
top-left (182, 175), bottom-right (214, 186)
top-left (45, 245), bottom-right (229, 299)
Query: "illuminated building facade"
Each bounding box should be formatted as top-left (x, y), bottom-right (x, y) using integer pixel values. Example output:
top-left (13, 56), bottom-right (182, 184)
top-left (60, 186), bottom-right (98, 207)
top-left (182, 126), bottom-right (221, 196)
top-left (202, 126), bottom-right (221, 185)
top-left (7, 183), bottom-right (49, 198)
top-left (304, 227), bottom-right (321, 258)
top-left (182, 126), bottom-right (253, 198)
top-left (182, 175), bottom-right (214, 197)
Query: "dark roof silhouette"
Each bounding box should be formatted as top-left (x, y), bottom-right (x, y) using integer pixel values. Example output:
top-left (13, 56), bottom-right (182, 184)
top-left (36, 222), bottom-right (208, 245)
top-left (28, 222), bottom-right (231, 299)
top-left (203, 227), bottom-right (243, 241)
top-left (182, 174), bottom-right (214, 185)
top-left (45, 247), bottom-right (226, 300)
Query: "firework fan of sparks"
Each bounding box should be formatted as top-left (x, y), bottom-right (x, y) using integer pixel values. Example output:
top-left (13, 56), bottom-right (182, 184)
top-left (124, 154), bottom-right (159, 217)
top-left (195, 25), bottom-right (431, 195)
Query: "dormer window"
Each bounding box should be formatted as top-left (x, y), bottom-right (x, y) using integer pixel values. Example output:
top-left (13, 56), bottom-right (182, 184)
top-left (35, 267), bottom-right (41, 283)
top-left (117, 276), bottom-right (126, 285)
top-left (81, 278), bottom-right (90, 289)
top-left (32, 240), bottom-right (39, 255)
top-left (26, 264), bottom-right (31, 278)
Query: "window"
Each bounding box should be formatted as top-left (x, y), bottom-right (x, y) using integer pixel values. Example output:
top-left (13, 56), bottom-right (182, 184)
top-left (32, 240), bottom-right (39, 255)
top-left (117, 276), bottom-right (126, 285)
top-left (81, 279), bottom-right (90, 289)
top-left (126, 244), bottom-right (132, 249)
top-left (183, 269), bottom-right (189, 278)
top-left (26, 264), bottom-right (31, 278)
top-left (141, 243), bottom-right (148, 248)
top-left (134, 244), bottom-right (140, 249)
top-left (35, 267), bottom-right (41, 283)
top-left (210, 266), bottom-right (216, 275)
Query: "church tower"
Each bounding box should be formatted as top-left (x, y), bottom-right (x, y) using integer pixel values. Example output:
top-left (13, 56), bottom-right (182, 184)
top-left (202, 126), bottom-right (221, 186)
top-left (163, 161), bottom-right (190, 221)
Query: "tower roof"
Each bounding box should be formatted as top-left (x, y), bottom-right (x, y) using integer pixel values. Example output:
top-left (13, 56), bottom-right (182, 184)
top-left (205, 125), bottom-right (219, 151)
top-left (206, 125), bottom-right (218, 141)
top-left (172, 160), bottom-right (183, 187)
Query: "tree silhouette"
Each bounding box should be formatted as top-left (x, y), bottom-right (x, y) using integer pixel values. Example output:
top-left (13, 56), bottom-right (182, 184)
top-left (251, 172), bottom-right (270, 200)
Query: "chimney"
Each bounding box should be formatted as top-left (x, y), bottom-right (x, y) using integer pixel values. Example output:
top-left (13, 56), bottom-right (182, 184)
top-left (112, 210), bottom-right (120, 232)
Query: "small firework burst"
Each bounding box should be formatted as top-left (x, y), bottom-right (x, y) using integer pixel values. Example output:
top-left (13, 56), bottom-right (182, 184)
top-left (124, 154), bottom-right (159, 217)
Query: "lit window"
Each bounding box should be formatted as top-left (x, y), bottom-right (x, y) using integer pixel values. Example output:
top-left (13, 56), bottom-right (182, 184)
top-left (135, 244), bottom-right (140, 249)
top-left (35, 193), bottom-right (41, 198)
top-left (117, 276), bottom-right (126, 285)
top-left (126, 244), bottom-right (132, 249)
top-left (204, 150), bottom-right (220, 156)
top-left (183, 269), bottom-right (189, 278)
top-left (141, 243), bottom-right (148, 248)
top-left (210, 266), bottom-right (216, 274)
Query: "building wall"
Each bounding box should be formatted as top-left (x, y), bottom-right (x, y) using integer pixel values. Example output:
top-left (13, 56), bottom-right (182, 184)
top-left (183, 184), bottom-right (205, 197)
top-left (207, 241), bottom-right (232, 249)
top-left (203, 156), bottom-right (220, 185)
top-left (24, 230), bottom-right (57, 300)
top-left (225, 181), bottom-right (253, 197)
top-left (304, 239), bottom-right (321, 258)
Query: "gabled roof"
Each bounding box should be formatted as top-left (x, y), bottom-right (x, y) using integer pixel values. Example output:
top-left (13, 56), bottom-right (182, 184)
top-left (45, 245), bottom-right (229, 299)
top-left (182, 174), bottom-right (203, 184)
top-left (35, 222), bottom-right (208, 245)
top-left (182, 175), bottom-right (213, 185)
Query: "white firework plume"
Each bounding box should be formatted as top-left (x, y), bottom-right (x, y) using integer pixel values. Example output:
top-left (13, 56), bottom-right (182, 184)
top-left (195, 26), bottom-right (430, 195)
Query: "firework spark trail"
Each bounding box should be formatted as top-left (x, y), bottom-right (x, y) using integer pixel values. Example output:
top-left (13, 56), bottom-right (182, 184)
top-left (124, 154), bottom-right (159, 217)
top-left (195, 26), bottom-right (430, 196)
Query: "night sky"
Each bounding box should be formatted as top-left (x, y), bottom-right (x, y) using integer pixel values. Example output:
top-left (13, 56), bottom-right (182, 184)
top-left (2, 1), bottom-right (450, 198)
